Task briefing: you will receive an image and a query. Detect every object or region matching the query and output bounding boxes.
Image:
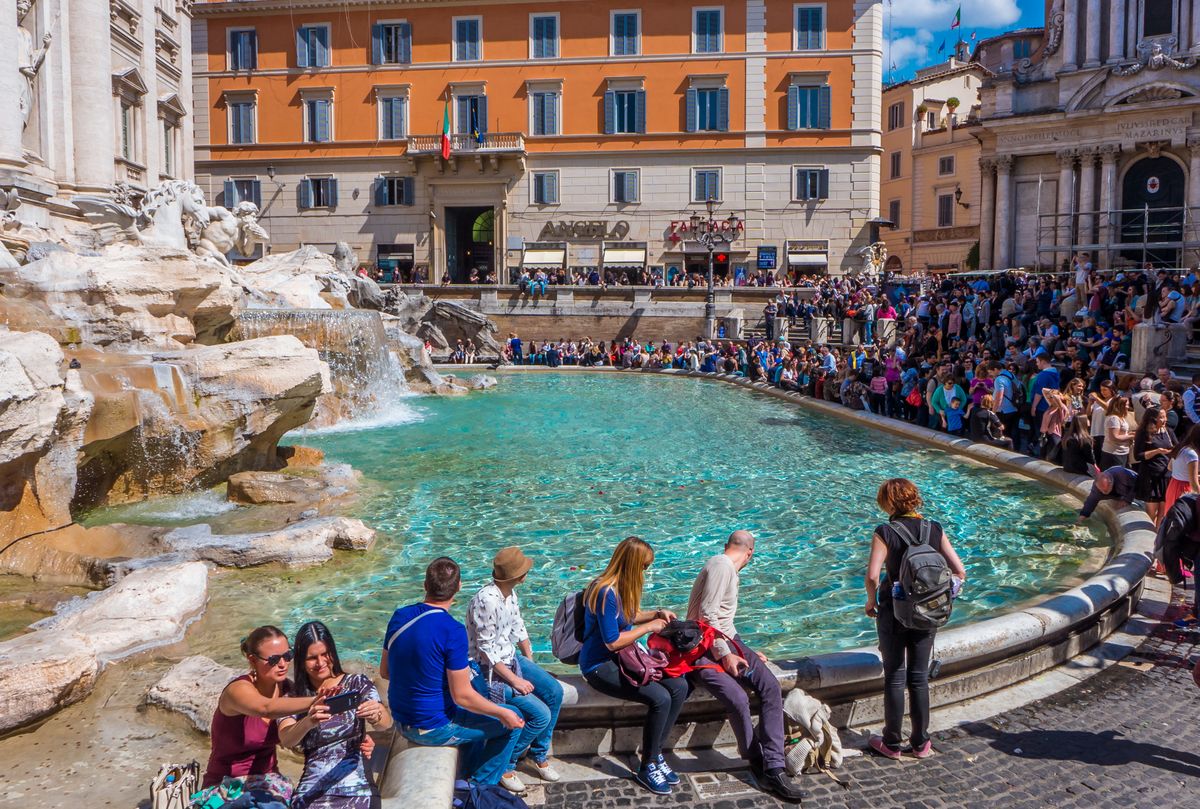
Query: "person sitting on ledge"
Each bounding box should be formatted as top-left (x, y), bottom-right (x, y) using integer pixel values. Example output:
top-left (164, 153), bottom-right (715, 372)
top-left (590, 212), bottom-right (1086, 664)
top-left (579, 537), bottom-right (687, 796)
top-left (279, 621), bottom-right (391, 809)
top-left (381, 557), bottom-right (525, 789)
top-left (686, 531), bottom-right (807, 803)
top-left (467, 547), bottom-right (564, 793)
top-left (1077, 465), bottom-right (1138, 523)
top-left (203, 625), bottom-right (333, 802)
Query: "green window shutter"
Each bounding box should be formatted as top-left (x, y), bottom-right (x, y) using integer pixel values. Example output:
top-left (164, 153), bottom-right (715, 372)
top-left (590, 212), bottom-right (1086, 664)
top-left (634, 90), bottom-right (646, 133)
top-left (817, 85), bottom-right (832, 129)
top-left (603, 91), bottom-right (616, 135)
top-left (223, 179), bottom-right (237, 206)
top-left (399, 23), bottom-right (412, 63)
top-left (327, 178), bottom-right (338, 206)
top-left (717, 87), bottom-right (730, 132)
top-left (314, 26), bottom-right (330, 66)
top-left (298, 179), bottom-right (312, 209)
top-left (402, 176), bottom-right (415, 206)
top-left (375, 176), bottom-right (388, 206)
top-left (250, 180), bottom-right (262, 209)
top-left (787, 85), bottom-right (800, 130)
top-left (546, 172), bottom-right (558, 204)
top-left (685, 87), bottom-right (698, 132)
top-left (818, 169), bottom-right (829, 199)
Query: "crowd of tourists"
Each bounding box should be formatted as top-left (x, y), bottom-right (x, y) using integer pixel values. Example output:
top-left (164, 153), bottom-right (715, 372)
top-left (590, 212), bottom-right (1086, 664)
top-left (194, 476), bottom-right (967, 807)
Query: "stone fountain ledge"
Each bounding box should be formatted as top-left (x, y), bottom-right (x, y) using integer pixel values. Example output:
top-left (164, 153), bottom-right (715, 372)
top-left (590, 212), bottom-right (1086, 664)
top-left (472, 366), bottom-right (1154, 755)
top-left (0, 561), bottom-right (208, 734)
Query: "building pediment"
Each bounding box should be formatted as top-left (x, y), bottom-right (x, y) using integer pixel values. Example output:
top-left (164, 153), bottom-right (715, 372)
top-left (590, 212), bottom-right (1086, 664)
top-left (158, 93), bottom-right (187, 121)
top-left (112, 67), bottom-right (149, 104)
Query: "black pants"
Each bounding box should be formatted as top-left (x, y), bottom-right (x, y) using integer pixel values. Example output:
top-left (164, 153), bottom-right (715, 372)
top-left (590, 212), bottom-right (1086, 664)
top-left (998, 411), bottom-right (1021, 451)
top-left (584, 660), bottom-right (690, 765)
top-left (876, 600), bottom-right (936, 749)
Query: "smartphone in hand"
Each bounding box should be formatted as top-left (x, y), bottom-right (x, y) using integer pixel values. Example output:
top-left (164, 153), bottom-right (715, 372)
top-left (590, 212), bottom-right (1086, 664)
top-left (324, 690), bottom-right (362, 715)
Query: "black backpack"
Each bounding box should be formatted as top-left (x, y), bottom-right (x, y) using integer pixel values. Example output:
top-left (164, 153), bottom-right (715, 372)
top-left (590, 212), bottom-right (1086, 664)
top-left (891, 520), bottom-right (954, 630)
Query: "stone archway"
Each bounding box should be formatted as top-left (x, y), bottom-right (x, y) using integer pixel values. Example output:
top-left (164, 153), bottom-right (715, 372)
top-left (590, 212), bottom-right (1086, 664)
top-left (1120, 154), bottom-right (1185, 266)
top-left (884, 255), bottom-right (904, 273)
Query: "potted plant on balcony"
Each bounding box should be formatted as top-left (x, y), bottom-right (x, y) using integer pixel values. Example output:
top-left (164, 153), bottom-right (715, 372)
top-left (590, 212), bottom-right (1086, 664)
top-left (916, 102), bottom-right (929, 116)
top-left (946, 97), bottom-right (960, 111)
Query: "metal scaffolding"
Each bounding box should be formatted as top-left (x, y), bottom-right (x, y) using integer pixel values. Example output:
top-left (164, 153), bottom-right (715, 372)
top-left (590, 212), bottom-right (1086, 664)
top-left (1037, 205), bottom-right (1200, 268)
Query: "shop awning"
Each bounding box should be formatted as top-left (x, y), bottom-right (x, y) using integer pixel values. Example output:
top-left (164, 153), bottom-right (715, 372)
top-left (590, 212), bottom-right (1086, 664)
top-left (602, 247), bottom-right (647, 269)
top-left (521, 249), bottom-right (566, 268)
top-left (788, 252), bottom-right (828, 266)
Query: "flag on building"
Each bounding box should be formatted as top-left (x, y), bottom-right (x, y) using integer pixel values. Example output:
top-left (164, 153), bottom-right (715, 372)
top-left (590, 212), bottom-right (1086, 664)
top-left (470, 100), bottom-right (483, 145)
top-left (950, 6), bottom-right (961, 29)
top-left (970, 31), bottom-right (977, 41)
top-left (440, 100), bottom-right (451, 160)
top-left (938, 40), bottom-right (946, 54)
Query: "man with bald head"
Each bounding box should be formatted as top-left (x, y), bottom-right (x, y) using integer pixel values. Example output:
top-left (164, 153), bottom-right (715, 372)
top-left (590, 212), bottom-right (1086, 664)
top-left (687, 531), bottom-right (804, 802)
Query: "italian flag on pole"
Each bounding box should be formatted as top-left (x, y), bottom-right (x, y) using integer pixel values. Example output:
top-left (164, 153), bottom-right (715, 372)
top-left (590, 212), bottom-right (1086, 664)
top-left (950, 6), bottom-right (961, 29)
top-left (440, 99), bottom-right (452, 160)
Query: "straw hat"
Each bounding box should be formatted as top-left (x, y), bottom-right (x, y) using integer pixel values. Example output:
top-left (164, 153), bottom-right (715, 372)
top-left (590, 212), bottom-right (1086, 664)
top-left (492, 546), bottom-right (533, 582)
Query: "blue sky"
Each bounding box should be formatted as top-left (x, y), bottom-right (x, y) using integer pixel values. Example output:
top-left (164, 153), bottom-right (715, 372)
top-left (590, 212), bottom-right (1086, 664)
top-left (884, 0), bottom-right (1045, 83)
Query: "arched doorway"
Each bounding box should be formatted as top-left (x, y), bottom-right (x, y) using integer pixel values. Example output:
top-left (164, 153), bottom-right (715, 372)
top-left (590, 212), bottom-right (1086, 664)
top-left (1120, 155), bottom-right (1185, 267)
top-left (445, 206), bottom-right (495, 282)
top-left (884, 255), bottom-right (903, 274)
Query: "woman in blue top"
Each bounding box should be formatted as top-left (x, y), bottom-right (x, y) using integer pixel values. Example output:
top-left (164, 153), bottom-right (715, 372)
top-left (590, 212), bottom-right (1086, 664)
top-left (579, 537), bottom-right (687, 796)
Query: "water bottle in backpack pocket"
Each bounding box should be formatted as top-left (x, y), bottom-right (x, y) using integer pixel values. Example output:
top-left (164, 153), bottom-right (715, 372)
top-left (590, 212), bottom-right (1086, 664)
top-left (890, 519), bottom-right (954, 630)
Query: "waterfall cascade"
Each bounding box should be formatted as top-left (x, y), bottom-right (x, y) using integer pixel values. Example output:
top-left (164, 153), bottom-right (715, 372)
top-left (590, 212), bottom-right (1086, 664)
top-left (231, 309), bottom-right (414, 428)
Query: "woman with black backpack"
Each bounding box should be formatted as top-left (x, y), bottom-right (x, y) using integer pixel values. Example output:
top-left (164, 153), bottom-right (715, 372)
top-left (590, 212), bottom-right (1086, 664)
top-left (864, 479), bottom-right (967, 761)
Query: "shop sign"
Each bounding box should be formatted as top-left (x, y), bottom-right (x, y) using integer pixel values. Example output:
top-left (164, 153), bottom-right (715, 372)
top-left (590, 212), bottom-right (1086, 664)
top-left (539, 220), bottom-right (630, 240)
top-left (757, 245), bottom-right (777, 269)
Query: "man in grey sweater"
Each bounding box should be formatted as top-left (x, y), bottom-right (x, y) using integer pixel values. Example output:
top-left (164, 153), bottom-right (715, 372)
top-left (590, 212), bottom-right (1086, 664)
top-left (687, 531), bottom-right (805, 803)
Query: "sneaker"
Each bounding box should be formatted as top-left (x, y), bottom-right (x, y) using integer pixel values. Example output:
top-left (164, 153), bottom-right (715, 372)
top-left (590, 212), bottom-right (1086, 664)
top-left (868, 735), bottom-right (902, 760)
top-left (910, 739), bottom-right (934, 759)
top-left (526, 759), bottom-right (561, 782)
top-left (1174, 615), bottom-right (1198, 629)
top-left (655, 754), bottom-right (680, 785)
top-left (634, 762), bottom-right (672, 795)
top-left (498, 772), bottom-right (526, 794)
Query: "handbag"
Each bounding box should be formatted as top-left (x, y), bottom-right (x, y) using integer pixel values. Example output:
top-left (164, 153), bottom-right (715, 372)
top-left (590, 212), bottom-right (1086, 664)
top-left (150, 761), bottom-right (199, 809)
top-left (616, 642), bottom-right (669, 687)
top-left (905, 387), bottom-right (923, 407)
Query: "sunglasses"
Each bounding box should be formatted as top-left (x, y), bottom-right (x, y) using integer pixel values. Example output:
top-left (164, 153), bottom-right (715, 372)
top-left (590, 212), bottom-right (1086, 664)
top-left (255, 650), bottom-right (294, 667)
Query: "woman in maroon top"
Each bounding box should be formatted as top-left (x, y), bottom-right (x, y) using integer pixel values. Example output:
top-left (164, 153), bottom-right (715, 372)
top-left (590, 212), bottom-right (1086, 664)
top-left (204, 626), bottom-right (326, 794)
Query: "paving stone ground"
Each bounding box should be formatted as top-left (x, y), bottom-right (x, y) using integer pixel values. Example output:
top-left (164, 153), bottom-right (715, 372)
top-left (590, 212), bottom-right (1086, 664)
top-left (537, 581), bottom-right (1200, 809)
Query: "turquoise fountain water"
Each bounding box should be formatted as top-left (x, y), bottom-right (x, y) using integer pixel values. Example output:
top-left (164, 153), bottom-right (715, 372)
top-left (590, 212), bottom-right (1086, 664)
top-left (205, 371), bottom-right (1102, 665)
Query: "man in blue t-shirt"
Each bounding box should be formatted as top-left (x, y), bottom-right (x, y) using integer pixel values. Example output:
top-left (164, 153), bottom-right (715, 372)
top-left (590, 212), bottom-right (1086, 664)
top-left (382, 557), bottom-right (524, 786)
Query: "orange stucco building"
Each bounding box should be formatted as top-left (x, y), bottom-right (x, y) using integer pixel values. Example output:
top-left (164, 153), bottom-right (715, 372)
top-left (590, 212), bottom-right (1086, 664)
top-left (192, 0), bottom-right (882, 280)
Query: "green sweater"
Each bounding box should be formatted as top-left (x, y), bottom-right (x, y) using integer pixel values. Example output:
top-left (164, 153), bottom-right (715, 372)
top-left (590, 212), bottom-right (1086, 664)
top-left (931, 384), bottom-right (967, 416)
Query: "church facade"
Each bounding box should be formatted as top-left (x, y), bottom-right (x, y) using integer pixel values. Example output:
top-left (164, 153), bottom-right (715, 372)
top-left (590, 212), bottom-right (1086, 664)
top-left (974, 0), bottom-right (1200, 271)
top-left (0, 0), bottom-right (194, 229)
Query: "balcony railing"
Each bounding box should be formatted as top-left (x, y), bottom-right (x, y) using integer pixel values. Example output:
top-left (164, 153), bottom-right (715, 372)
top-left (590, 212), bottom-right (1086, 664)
top-left (406, 132), bottom-right (525, 155)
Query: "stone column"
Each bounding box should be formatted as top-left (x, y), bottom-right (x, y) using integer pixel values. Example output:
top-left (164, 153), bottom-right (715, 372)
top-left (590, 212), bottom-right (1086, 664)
top-left (1084, 0), bottom-right (1102, 67)
top-left (994, 156), bottom-right (1014, 269)
top-left (1098, 145), bottom-right (1120, 268)
top-left (1108, 3), bottom-right (1126, 63)
top-left (1057, 149), bottom-right (1077, 267)
top-left (0, 0), bottom-right (24, 169)
top-left (979, 158), bottom-right (996, 271)
top-left (1077, 149), bottom-right (1097, 248)
top-left (1061, 0), bottom-right (1078, 70)
top-left (1193, 4), bottom-right (1200, 53)
top-left (69, 0), bottom-right (115, 192)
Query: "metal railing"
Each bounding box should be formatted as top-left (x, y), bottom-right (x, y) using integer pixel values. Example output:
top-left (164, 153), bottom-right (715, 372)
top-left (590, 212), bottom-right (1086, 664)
top-left (406, 132), bottom-right (525, 154)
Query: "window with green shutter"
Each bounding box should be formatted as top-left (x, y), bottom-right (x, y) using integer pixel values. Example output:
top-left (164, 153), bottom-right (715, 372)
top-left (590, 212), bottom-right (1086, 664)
top-left (531, 92), bottom-right (558, 136)
top-left (795, 168), bottom-right (829, 201)
top-left (604, 89), bottom-right (644, 134)
top-left (788, 85), bottom-right (831, 130)
top-left (375, 176), bottom-right (415, 206)
top-left (687, 87), bottom-right (729, 133)
top-left (305, 99), bottom-right (332, 143)
top-left (229, 101), bottom-right (255, 144)
top-left (380, 97), bottom-right (406, 140)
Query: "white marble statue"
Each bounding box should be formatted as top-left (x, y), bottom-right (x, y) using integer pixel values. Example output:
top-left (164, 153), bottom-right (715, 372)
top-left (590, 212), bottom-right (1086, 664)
top-left (0, 189), bottom-right (21, 269)
top-left (17, 0), bottom-right (51, 129)
top-left (194, 202), bottom-right (269, 266)
top-left (854, 242), bottom-right (888, 282)
top-left (73, 180), bottom-right (211, 251)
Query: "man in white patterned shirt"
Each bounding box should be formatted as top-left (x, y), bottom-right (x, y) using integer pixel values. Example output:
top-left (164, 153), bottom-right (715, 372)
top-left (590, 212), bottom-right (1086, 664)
top-left (467, 546), bottom-right (564, 792)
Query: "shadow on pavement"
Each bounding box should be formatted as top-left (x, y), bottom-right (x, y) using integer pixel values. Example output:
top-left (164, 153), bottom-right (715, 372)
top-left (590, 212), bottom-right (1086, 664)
top-left (977, 727), bottom-right (1200, 778)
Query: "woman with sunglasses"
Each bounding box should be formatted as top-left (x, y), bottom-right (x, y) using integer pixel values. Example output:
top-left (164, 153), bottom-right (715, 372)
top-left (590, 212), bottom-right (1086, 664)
top-left (203, 626), bottom-right (329, 799)
top-left (279, 621), bottom-right (391, 809)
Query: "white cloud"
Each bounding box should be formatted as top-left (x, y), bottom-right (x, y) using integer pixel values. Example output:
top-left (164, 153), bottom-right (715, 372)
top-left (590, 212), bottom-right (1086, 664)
top-left (885, 29), bottom-right (935, 69)
top-left (883, 0), bottom-right (1021, 32)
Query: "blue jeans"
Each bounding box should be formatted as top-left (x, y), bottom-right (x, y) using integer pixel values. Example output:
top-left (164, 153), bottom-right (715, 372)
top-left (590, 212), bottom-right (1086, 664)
top-left (496, 656), bottom-right (564, 767)
top-left (400, 708), bottom-right (521, 786)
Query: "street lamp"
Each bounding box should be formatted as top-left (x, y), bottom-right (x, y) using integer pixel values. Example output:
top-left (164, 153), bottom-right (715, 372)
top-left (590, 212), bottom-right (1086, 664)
top-left (692, 196), bottom-right (728, 340)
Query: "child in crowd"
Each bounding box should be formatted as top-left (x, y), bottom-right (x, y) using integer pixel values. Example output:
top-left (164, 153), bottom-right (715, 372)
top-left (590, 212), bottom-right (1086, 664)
top-left (944, 396), bottom-right (968, 436)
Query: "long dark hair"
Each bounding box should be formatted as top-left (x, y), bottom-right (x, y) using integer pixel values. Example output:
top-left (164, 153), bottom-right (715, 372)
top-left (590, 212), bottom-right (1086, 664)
top-left (292, 621), bottom-right (345, 697)
top-left (1132, 406), bottom-right (1164, 462)
top-left (1171, 422), bottom-right (1200, 460)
